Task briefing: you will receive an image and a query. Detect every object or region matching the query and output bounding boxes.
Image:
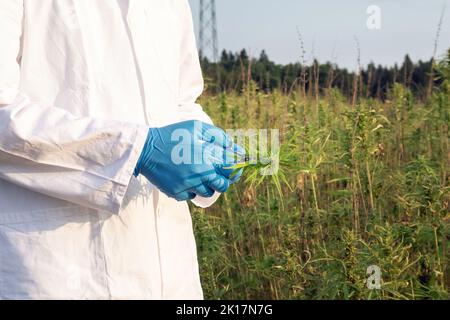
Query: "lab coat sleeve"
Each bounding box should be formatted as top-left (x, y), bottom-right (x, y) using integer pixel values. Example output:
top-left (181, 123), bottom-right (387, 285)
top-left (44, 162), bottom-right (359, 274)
top-left (176, 0), bottom-right (214, 125)
top-left (0, 0), bottom-right (149, 214)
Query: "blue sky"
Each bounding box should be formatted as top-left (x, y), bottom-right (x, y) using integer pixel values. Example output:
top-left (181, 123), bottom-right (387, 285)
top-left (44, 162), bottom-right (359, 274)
top-left (188, 0), bottom-right (450, 70)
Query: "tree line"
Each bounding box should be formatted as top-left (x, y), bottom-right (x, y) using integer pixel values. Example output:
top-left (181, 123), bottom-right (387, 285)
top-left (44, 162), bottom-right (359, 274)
top-left (200, 49), bottom-right (441, 100)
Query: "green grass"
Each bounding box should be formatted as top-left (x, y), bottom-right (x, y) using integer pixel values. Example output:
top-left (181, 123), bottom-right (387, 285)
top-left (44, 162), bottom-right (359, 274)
top-left (191, 57), bottom-right (450, 300)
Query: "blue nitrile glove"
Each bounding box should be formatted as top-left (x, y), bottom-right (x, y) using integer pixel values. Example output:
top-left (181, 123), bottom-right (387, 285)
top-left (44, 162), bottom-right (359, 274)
top-left (134, 120), bottom-right (245, 201)
top-left (216, 160), bottom-right (244, 184)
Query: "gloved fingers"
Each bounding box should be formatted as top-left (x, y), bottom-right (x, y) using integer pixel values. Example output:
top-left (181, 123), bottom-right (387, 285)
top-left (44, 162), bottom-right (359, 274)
top-left (204, 144), bottom-right (245, 182)
top-left (204, 174), bottom-right (231, 193)
top-left (201, 124), bottom-right (232, 149)
top-left (192, 184), bottom-right (215, 198)
top-left (204, 144), bottom-right (229, 165)
top-left (225, 144), bottom-right (246, 165)
top-left (214, 167), bottom-right (244, 183)
top-left (205, 144), bottom-right (245, 168)
top-left (200, 123), bottom-right (246, 163)
top-left (230, 168), bottom-right (244, 184)
top-left (233, 143), bottom-right (246, 158)
top-left (215, 165), bottom-right (235, 179)
top-left (174, 191), bottom-right (196, 202)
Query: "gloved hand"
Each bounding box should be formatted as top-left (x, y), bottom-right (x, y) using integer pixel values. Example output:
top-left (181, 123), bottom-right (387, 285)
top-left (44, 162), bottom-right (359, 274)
top-left (134, 120), bottom-right (245, 201)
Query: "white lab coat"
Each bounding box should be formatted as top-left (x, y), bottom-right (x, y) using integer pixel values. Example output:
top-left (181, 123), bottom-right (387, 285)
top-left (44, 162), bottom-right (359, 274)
top-left (0, 0), bottom-right (212, 299)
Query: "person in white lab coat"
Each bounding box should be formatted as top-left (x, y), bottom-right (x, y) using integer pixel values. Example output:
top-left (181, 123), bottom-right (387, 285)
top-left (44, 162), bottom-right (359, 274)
top-left (0, 0), bottom-right (240, 299)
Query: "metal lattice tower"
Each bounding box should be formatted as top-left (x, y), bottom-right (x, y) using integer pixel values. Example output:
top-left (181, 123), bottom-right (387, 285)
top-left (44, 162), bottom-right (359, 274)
top-left (199, 0), bottom-right (218, 62)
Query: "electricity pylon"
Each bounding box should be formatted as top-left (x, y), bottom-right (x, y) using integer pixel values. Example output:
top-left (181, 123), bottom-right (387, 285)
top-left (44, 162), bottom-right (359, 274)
top-left (199, 0), bottom-right (219, 62)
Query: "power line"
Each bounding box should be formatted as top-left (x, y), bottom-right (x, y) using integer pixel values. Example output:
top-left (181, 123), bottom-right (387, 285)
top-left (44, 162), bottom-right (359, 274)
top-left (199, 0), bottom-right (219, 62)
